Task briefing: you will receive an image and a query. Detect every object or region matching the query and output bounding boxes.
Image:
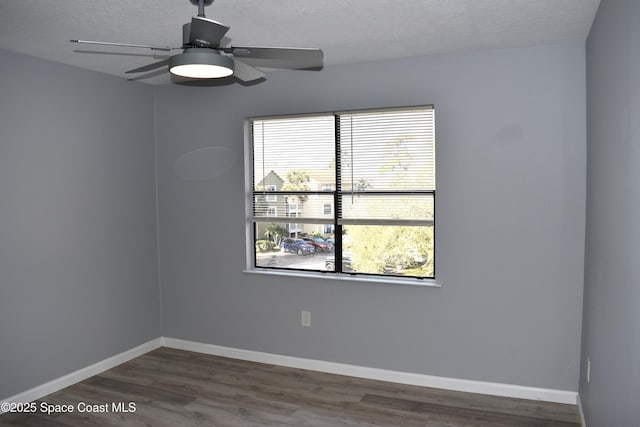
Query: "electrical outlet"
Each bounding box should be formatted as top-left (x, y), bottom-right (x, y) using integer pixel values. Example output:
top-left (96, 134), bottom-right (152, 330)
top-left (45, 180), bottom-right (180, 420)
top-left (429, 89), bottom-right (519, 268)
top-left (301, 310), bottom-right (311, 327)
top-left (587, 358), bottom-right (591, 383)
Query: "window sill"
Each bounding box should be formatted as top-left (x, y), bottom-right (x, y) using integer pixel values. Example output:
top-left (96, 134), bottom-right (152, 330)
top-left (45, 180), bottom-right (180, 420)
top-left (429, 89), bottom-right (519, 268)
top-left (243, 268), bottom-right (440, 288)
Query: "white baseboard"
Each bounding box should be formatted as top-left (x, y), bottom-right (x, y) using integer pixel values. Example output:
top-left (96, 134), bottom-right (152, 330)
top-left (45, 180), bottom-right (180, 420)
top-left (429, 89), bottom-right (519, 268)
top-left (162, 337), bottom-right (578, 405)
top-left (577, 394), bottom-right (587, 426)
top-left (2, 336), bottom-right (578, 412)
top-left (0, 337), bottom-right (162, 413)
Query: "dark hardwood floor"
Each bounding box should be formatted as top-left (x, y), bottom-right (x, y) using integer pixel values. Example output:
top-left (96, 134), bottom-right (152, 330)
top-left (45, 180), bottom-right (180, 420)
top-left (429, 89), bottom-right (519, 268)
top-left (1, 347), bottom-right (581, 426)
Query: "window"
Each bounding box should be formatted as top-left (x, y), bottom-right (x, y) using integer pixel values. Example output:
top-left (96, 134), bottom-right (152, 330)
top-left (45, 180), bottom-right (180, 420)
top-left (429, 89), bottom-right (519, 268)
top-left (249, 106), bottom-right (435, 280)
top-left (265, 185), bottom-right (277, 202)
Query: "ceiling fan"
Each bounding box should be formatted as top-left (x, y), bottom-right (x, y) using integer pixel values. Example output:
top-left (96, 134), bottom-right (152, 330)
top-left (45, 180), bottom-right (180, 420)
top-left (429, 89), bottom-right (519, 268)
top-left (70, 0), bottom-right (324, 83)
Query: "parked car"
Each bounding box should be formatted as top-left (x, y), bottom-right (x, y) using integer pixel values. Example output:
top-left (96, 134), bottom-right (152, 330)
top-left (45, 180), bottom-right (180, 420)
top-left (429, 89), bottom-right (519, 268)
top-left (325, 253), bottom-right (353, 272)
top-left (302, 237), bottom-right (333, 252)
top-left (280, 238), bottom-right (315, 255)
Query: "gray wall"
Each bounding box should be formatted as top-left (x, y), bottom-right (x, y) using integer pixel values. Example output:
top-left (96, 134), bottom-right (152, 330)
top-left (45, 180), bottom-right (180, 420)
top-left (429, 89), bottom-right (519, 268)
top-left (581, 0), bottom-right (640, 424)
top-left (155, 42), bottom-right (586, 391)
top-left (0, 40), bottom-right (589, 400)
top-left (0, 50), bottom-right (161, 399)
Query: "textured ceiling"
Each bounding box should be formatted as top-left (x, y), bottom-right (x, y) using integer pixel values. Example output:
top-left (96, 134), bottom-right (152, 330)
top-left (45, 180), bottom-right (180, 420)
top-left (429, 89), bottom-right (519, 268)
top-left (0, 0), bottom-right (600, 85)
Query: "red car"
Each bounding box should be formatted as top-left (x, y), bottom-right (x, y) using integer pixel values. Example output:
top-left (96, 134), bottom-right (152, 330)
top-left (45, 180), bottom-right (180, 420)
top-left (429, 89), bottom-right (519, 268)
top-left (302, 237), bottom-right (333, 252)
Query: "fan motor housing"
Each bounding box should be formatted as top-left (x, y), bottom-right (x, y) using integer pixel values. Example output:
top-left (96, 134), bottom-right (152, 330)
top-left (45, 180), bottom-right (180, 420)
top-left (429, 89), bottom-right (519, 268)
top-left (182, 23), bottom-right (191, 45)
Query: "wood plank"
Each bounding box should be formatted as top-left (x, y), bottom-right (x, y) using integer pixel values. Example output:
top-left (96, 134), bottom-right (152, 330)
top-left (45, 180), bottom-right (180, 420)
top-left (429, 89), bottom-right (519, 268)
top-left (0, 347), bottom-right (581, 426)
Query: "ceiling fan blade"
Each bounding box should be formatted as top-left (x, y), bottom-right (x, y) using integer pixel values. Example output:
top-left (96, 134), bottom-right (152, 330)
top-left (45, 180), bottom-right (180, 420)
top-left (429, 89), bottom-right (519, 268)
top-left (189, 16), bottom-right (229, 48)
top-left (70, 40), bottom-right (173, 52)
top-left (222, 46), bottom-right (324, 69)
top-left (127, 68), bottom-right (169, 82)
top-left (125, 59), bottom-right (170, 74)
top-left (232, 58), bottom-right (266, 82)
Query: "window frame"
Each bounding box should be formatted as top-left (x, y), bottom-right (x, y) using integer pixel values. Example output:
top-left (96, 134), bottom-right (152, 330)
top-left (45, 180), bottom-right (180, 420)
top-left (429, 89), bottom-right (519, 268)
top-left (244, 106), bottom-right (437, 287)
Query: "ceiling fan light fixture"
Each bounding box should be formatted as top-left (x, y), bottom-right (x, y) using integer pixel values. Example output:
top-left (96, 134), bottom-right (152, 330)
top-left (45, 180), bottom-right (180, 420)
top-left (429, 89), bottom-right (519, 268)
top-left (169, 49), bottom-right (234, 79)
